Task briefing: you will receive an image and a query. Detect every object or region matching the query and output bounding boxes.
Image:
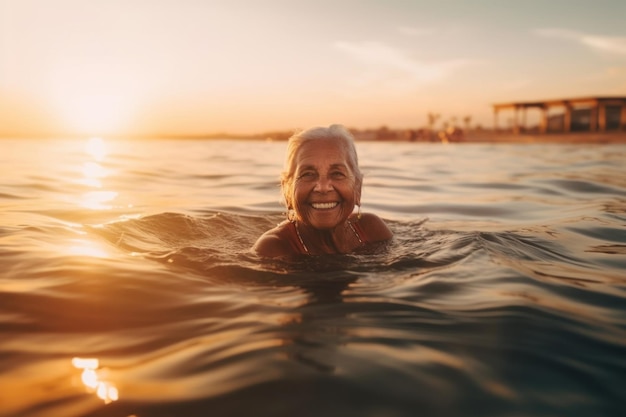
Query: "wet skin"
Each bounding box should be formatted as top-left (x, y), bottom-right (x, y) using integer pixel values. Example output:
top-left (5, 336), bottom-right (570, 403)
top-left (253, 137), bottom-right (392, 257)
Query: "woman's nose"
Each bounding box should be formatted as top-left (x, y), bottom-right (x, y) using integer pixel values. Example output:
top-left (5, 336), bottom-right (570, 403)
top-left (314, 176), bottom-right (334, 192)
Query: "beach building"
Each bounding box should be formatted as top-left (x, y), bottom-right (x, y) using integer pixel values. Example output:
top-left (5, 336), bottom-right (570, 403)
top-left (493, 96), bottom-right (626, 134)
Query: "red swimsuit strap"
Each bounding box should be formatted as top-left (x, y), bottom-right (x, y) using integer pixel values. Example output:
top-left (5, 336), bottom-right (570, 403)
top-left (289, 221), bottom-right (309, 254)
top-left (350, 220), bottom-right (369, 245)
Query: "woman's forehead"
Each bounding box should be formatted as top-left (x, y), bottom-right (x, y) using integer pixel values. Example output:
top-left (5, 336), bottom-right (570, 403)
top-left (296, 139), bottom-right (349, 163)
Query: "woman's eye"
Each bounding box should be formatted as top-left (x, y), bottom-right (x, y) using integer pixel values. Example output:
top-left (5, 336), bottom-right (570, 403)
top-left (298, 172), bottom-right (316, 180)
top-left (331, 171), bottom-right (346, 179)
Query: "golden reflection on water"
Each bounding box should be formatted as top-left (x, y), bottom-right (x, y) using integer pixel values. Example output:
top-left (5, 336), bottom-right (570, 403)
top-left (80, 190), bottom-right (119, 210)
top-left (79, 161), bottom-right (107, 188)
top-left (72, 357), bottom-right (119, 404)
top-left (78, 137), bottom-right (120, 210)
top-left (67, 238), bottom-right (110, 258)
top-left (84, 137), bottom-right (107, 161)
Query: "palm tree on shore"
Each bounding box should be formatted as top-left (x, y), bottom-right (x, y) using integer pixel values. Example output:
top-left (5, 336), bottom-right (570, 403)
top-left (463, 115), bottom-right (472, 132)
top-left (427, 112), bottom-right (440, 141)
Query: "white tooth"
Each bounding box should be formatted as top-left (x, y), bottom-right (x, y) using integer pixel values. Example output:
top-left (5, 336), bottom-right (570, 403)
top-left (312, 202), bottom-right (337, 209)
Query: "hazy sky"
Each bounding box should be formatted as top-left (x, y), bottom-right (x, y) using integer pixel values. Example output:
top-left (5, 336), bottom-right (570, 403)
top-left (1, 0), bottom-right (625, 137)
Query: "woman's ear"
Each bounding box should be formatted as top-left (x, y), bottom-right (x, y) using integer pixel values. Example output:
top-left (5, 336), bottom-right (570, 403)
top-left (355, 180), bottom-right (362, 205)
top-left (281, 178), bottom-right (293, 209)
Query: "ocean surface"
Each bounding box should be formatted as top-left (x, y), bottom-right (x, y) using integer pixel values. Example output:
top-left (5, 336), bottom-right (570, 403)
top-left (1, 137), bottom-right (625, 417)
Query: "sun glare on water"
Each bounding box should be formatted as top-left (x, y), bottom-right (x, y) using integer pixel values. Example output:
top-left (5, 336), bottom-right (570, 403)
top-left (85, 137), bottom-right (108, 161)
top-left (72, 357), bottom-right (119, 404)
top-left (66, 238), bottom-right (110, 258)
top-left (76, 137), bottom-right (121, 210)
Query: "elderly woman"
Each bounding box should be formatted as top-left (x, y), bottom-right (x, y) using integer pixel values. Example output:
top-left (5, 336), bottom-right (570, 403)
top-left (254, 124), bottom-right (393, 258)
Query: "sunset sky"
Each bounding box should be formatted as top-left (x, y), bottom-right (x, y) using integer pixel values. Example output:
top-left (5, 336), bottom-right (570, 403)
top-left (1, 0), bottom-right (625, 137)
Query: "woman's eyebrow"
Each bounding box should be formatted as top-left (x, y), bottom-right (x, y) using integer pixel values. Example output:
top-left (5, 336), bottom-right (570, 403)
top-left (298, 163), bottom-right (348, 171)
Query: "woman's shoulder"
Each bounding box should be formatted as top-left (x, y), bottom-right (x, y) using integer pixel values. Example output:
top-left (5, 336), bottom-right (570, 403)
top-left (252, 221), bottom-right (300, 258)
top-left (354, 212), bottom-right (393, 242)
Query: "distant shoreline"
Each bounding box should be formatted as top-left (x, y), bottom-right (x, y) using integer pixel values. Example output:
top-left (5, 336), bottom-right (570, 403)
top-left (356, 130), bottom-right (626, 144)
top-left (2, 130), bottom-right (626, 144)
top-left (462, 131), bottom-right (626, 144)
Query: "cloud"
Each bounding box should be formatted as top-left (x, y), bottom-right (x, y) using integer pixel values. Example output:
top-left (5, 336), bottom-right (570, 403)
top-left (396, 26), bottom-right (434, 37)
top-left (606, 66), bottom-right (626, 76)
top-left (333, 40), bottom-right (469, 90)
top-left (495, 78), bottom-right (533, 93)
top-left (534, 28), bottom-right (626, 55)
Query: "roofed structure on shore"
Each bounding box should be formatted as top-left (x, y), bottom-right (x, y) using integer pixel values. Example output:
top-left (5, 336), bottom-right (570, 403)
top-left (493, 96), bottom-right (626, 134)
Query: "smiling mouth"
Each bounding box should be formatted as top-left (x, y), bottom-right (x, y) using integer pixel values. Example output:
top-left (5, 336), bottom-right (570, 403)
top-left (311, 202), bottom-right (339, 210)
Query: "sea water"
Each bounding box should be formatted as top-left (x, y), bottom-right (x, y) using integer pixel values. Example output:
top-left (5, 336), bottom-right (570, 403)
top-left (1, 138), bottom-right (625, 417)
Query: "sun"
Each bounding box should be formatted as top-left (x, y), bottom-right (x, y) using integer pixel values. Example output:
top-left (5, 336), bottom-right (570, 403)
top-left (54, 93), bottom-right (136, 136)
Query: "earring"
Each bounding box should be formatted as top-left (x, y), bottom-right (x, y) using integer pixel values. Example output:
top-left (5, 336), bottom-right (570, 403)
top-left (356, 204), bottom-right (362, 221)
top-left (287, 208), bottom-right (296, 222)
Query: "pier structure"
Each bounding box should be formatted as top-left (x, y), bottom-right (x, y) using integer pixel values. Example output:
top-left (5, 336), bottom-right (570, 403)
top-left (493, 97), bottom-right (626, 134)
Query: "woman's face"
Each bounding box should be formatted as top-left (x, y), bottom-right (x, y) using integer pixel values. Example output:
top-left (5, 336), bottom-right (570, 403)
top-left (291, 138), bottom-right (361, 229)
